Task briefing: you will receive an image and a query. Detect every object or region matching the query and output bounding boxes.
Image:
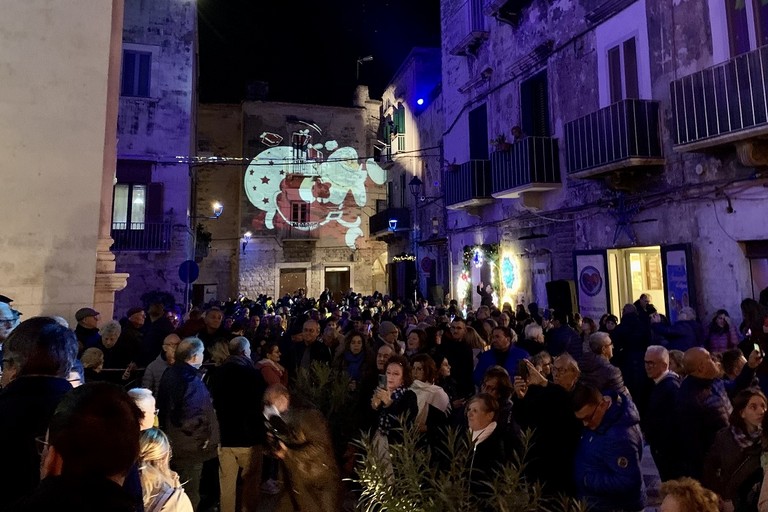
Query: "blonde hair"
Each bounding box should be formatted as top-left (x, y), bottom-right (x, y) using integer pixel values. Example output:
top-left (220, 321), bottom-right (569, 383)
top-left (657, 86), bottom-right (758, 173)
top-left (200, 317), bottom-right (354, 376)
top-left (464, 326), bottom-right (486, 350)
top-left (81, 347), bottom-right (104, 369)
top-left (660, 477), bottom-right (719, 512)
top-left (138, 428), bottom-right (179, 505)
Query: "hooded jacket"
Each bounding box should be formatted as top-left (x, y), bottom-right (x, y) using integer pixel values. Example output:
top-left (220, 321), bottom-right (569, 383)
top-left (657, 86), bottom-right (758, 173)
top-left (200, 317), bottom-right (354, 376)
top-left (573, 391), bottom-right (645, 512)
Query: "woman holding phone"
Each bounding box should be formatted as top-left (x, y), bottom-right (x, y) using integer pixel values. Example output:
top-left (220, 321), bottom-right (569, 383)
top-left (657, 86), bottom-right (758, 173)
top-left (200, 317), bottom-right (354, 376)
top-left (370, 355), bottom-right (418, 468)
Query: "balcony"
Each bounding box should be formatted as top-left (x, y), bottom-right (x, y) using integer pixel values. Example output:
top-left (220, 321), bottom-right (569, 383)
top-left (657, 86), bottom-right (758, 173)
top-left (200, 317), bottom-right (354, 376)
top-left (484, 0), bottom-right (533, 25)
top-left (670, 44), bottom-right (768, 164)
top-left (111, 222), bottom-right (172, 252)
top-left (370, 208), bottom-right (411, 239)
top-left (491, 137), bottom-right (561, 198)
top-left (445, 160), bottom-right (493, 210)
top-left (448, 0), bottom-right (489, 56)
top-left (565, 99), bottom-right (664, 179)
top-left (279, 224), bottom-right (319, 242)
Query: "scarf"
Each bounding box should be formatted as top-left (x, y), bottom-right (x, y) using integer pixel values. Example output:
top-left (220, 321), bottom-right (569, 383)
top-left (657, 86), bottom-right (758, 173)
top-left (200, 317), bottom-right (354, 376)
top-left (343, 350), bottom-right (365, 381)
top-left (471, 421), bottom-right (498, 445)
top-left (378, 386), bottom-right (408, 435)
top-left (731, 425), bottom-right (762, 450)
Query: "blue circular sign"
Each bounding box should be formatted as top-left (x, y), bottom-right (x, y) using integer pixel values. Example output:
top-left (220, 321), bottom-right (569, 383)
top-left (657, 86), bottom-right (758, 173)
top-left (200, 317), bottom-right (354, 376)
top-left (178, 260), bottom-right (200, 284)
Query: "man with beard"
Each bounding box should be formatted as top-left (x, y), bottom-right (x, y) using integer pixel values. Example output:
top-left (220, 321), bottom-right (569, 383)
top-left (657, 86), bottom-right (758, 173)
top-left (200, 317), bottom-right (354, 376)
top-left (473, 326), bottom-right (528, 386)
top-left (263, 384), bottom-right (340, 512)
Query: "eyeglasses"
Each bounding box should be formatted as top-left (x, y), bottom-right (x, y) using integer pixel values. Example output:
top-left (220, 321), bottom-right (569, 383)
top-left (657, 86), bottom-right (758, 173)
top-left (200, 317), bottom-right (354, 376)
top-left (34, 436), bottom-right (49, 456)
top-left (575, 404), bottom-right (601, 426)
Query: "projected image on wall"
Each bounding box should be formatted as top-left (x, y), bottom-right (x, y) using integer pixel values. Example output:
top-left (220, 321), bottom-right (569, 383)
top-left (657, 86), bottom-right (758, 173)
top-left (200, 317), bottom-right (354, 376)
top-left (244, 129), bottom-right (387, 249)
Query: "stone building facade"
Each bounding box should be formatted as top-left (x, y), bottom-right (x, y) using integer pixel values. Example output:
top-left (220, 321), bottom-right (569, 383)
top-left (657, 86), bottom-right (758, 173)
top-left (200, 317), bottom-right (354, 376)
top-left (0, 1), bottom-right (127, 322)
top-left (112, 0), bottom-right (197, 317)
top-left (374, 48), bottom-right (449, 304)
top-left (427, 0), bottom-right (768, 321)
top-left (196, 88), bottom-right (390, 302)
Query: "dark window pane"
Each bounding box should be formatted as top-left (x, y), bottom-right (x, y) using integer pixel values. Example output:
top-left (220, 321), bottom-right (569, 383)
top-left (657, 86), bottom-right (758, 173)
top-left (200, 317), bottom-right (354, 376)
top-left (138, 53), bottom-right (151, 97)
top-left (468, 103), bottom-right (489, 159)
top-left (121, 51), bottom-right (136, 96)
top-left (726, 0), bottom-right (751, 56)
top-left (521, 70), bottom-right (550, 136)
top-left (623, 38), bottom-right (640, 99)
top-left (755, 0), bottom-right (768, 46)
top-left (608, 45), bottom-right (622, 103)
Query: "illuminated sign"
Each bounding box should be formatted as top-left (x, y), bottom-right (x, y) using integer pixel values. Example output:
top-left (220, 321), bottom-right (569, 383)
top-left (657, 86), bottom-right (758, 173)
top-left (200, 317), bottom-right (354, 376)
top-left (500, 251), bottom-right (521, 305)
top-left (392, 254), bottom-right (416, 262)
top-left (244, 128), bottom-right (388, 249)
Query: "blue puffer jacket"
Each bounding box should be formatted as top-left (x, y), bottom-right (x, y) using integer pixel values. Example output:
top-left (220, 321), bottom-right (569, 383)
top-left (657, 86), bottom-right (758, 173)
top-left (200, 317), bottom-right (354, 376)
top-left (573, 392), bottom-right (645, 512)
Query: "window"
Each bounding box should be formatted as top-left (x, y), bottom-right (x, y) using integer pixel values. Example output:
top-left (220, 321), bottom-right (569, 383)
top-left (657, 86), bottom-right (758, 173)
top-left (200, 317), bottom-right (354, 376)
top-left (595, 0), bottom-right (650, 106)
top-left (468, 103), bottom-right (489, 160)
top-left (290, 202), bottom-right (310, 225)
top-left (121, 50), bottom-right (151, 97)
top-left (393, 103), bottom-right (406, 135)
top-left (520, 71), bottom-right (550, 137)
top-left (607, 37), bottom-right (639, 103)
top-left (112, 184), bottom-right (147, 230)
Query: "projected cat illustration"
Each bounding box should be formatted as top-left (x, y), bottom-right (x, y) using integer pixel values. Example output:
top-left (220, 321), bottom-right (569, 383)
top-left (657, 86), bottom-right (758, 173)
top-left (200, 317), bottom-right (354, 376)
top-left (244, 129), bottom-right (387, 249)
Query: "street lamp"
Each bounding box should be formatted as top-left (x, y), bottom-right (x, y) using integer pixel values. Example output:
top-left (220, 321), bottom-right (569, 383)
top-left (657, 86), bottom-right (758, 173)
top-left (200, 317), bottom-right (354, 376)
top-left (241, 231), bottom-right (252, 254)
top-left (356, 55), bottom-right (373, 81)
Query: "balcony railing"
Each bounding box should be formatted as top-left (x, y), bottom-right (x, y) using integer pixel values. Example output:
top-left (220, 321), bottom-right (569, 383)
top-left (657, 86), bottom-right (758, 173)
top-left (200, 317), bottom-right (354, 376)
top-left (445, 159), bottom-right (493, 210)
top-left (671, 44), bottom-right (768, 149)
top-left (370, 208), bottom-right (411, 238)
top-left (448, 0), bottom-right (489, 56)
top-left (279, 224), bottom-right (320, 241)
top-left (111, 221), bottom-right (172, 251)
top-left (491, 137), bottom-right (561, 198)
top-left (565, 99), bottom-right (664, 178)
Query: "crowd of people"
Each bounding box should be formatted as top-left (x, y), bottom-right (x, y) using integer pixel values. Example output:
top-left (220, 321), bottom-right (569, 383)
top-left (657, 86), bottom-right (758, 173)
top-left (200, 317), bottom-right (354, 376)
top-left (3, 290), bottom-right (768, 511)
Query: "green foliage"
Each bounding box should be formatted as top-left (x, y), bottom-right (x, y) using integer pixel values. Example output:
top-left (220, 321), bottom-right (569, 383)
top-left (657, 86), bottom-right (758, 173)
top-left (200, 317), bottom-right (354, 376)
top-left (355, 422), bottom-right (586, 512)
top-left (139, 290), bottom-right (177, 310)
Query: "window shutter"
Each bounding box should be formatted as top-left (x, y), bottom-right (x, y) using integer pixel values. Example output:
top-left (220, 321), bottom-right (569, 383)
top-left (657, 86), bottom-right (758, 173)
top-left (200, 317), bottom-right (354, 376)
top-left (623, 37), bottom-right (639, 99)
top-left (121, 51), bottom-right (136, 96)
top-left (608, 45), bottom-right (622, 104)
top-left (138, 53), bottom-right (151, 97)
top-left (468, 103), bottom-right (489, 160)
top-left (521, 70), bottom-right (550, 137)
top-left (146, 182), bottom-right (164, 222)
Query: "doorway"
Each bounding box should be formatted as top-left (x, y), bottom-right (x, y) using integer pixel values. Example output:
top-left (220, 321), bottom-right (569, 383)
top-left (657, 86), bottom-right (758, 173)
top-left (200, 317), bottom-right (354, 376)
top-left (607, 246), bottom-right (666, 316)
top-left (324, 266), bottom-right (350, 303)
top-left (279, 268), bottom-right (307, 298)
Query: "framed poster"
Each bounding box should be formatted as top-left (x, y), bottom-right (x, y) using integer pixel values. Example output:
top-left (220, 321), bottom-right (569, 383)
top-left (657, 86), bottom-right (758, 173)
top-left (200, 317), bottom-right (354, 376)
top-left (661, 243), bottom-right (696, 324)
top-left (573, 250), bottom-right (610, 319)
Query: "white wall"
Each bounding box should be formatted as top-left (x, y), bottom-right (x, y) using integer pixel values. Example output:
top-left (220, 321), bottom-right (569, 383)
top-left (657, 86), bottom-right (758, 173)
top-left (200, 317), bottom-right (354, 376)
top-left (0, 1), bottom-right (120, 318)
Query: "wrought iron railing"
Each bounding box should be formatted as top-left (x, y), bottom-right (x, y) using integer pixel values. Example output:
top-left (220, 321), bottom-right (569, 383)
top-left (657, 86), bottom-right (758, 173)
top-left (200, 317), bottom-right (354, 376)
top-left (565, 99), bottom-right (662, 174)
top-left (671, 44), bottom-right (768, 146)
top-left (491, 136), bottom-right (560, 194)
top-left (445, 160), bottom-right (492, 207)
top-left (111, 221), bottom-right (172, 251)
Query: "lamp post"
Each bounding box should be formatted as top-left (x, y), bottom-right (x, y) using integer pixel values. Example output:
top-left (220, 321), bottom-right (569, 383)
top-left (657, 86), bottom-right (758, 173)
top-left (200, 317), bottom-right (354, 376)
top-left (186, 200), bottom-right (224, 310)
top-left (356, 55), bottom-right (373, 82)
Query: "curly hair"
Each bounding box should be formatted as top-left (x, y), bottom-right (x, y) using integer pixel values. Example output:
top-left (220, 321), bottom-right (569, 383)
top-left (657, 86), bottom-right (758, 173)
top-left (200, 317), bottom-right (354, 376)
top-left (660, 477), bottom-right (720, 512)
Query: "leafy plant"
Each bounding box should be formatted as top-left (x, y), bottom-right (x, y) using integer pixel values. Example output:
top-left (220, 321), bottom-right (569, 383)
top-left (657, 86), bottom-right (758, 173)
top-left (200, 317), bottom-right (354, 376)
top-left (354, 423), bottom-right (586, 512)
top-left (490, 134), bottom-right (508, 145)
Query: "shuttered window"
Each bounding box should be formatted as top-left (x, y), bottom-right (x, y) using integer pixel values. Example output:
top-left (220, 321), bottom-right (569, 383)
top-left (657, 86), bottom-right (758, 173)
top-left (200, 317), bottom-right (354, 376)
top-left (521, 70), bottom-right (550, 137)
top-left (608, 37), bottom-right (639, 103)
top-left (121, 50), bottom-right (151, 97)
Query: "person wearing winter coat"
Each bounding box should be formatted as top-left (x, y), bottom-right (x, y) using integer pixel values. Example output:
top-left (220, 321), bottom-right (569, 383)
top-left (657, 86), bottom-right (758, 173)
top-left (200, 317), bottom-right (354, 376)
top-left (642, 345), bottom-right (683, 482)
top-left (572, 384), bottom-right (645, 512)
top-left (677, 347), bottom-right (761, 479)
top-left (157, 337), bottom-right (220, 510)
top-left (578, 331), bottom-right (629, 396)
top-left (703, 388), bottom-right (765, 512)
top-left (473, 326), bottom-right (529, 387)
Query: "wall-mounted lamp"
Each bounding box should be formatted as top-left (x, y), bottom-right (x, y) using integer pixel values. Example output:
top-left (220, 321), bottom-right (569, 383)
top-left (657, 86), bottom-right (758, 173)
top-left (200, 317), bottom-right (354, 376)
top-left (241, 231), bottom-right (252, 254)
top-left (408, 175), bottom-right (441, 202)
top-left (388, 219), bottom-right (398, 231)
top-left (193, 201), bottom-right (224, 220)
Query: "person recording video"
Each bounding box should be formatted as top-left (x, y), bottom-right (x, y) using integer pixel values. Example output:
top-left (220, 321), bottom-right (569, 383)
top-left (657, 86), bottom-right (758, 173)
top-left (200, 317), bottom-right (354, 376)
top-left (262, 384), bottom-right (340, 512)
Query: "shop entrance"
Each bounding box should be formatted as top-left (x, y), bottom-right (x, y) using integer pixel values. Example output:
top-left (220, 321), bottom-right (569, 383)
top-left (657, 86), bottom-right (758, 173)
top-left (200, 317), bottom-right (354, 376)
top-left (607, 246), bottom-right (666, 316)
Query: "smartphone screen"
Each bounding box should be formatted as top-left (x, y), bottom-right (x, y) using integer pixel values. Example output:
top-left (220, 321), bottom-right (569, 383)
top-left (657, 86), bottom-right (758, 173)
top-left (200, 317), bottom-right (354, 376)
top-left (754, 343), bottom-right (763, 356)
top-left (378, 374), bottom-right (387, 389)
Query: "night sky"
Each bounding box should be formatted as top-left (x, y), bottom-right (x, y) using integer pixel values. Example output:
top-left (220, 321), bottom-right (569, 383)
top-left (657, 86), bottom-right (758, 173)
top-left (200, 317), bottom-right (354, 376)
top-left (197, 0), bottom-right (442, 106)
